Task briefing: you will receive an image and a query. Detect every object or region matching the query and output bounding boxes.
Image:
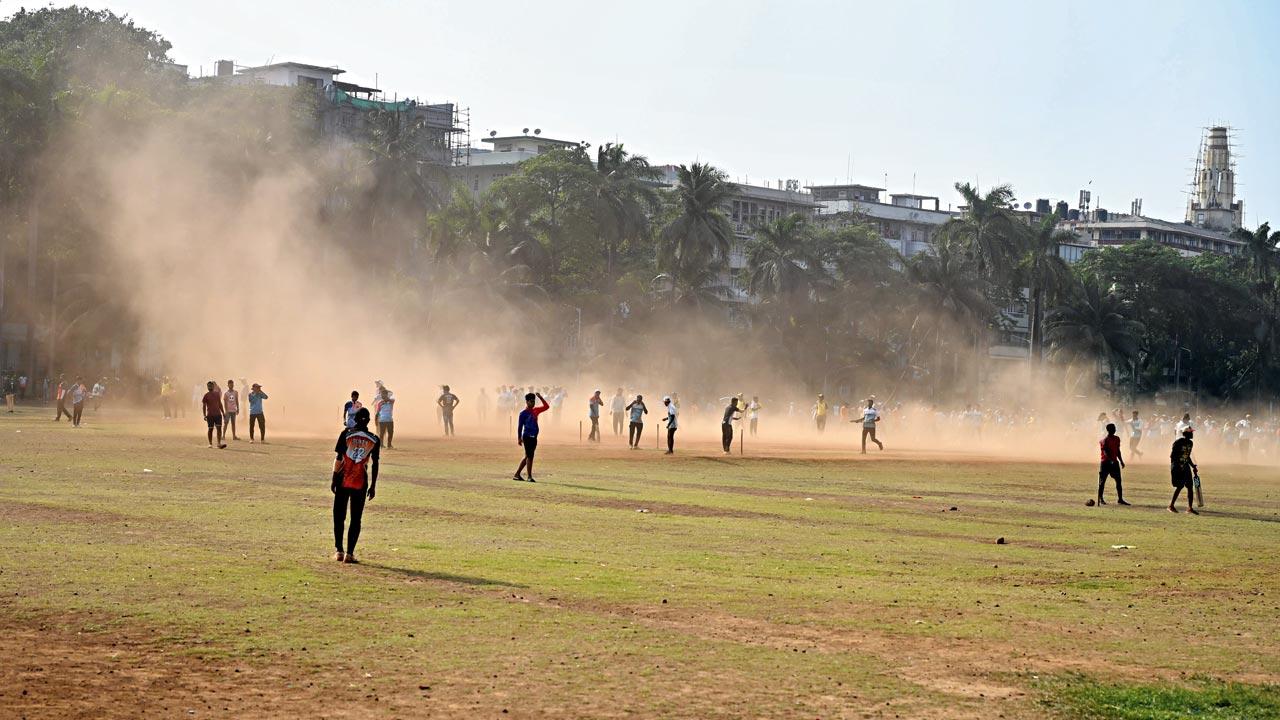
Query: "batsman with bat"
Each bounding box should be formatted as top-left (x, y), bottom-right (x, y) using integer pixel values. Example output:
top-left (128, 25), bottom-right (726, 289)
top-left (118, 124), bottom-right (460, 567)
top-left (1169, 427), bottom-right (1199, 515)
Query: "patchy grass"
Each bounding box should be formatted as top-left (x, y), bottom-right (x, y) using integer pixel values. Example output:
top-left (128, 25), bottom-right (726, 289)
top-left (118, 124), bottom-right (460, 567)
top-left (2, 406), bottom-right (1279, 718)
top-left (1038, 673), bottom-right (1280, 719)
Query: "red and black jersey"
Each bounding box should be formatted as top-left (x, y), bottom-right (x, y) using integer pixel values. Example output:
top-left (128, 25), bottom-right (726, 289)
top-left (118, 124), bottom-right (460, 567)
top-left (334, 428), bottom-right (380, 490)
top-left (1099, 434), bottom-right (1121, 462)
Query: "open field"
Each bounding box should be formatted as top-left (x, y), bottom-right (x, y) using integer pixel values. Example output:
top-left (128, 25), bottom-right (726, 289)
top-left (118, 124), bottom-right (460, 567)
top-left (3, 406), bottom-right (1279, 719)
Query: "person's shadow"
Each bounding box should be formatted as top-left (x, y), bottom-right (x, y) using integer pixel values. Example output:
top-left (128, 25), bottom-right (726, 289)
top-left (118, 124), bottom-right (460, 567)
top-left (363, 563), bottom-right (526, 588)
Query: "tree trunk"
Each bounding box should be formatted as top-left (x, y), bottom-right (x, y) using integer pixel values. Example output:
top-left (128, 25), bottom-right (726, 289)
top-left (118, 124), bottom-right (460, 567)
top-left (25, 193), bottom-right (38, 382)
top-left (48, 257), bottom-right (58, 378)
top-left (1030, 285), bottom-right (1043, 362)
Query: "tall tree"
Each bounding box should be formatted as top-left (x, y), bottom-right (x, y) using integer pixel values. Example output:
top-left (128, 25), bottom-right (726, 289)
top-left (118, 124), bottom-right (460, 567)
top-left (1020, 215), bottom-right (1075, 361)
top-left (1230, 222), bottom-right (1278, 283)
top-left (940, 182), bottom-right (1021, 283)
top-left (744, 213), bottom-right (824, 302)
top-left (1046, 280), bottom-right (1143, 394)
top-left (592, 143), bottom-right (659, 286)
top-left (657, 162), bottom-right (734, 289)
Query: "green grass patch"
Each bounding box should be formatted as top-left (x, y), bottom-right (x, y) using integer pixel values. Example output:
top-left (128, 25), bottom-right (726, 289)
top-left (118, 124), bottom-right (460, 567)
top-left (1038, 673), bottom-right (1280, 719)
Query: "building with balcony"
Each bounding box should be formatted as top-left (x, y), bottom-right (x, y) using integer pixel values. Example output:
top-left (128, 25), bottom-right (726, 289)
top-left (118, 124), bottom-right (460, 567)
top-left (807, 183), bottom-right (955, 257)
top-left (1060, 214), bottom-right (1244, 258)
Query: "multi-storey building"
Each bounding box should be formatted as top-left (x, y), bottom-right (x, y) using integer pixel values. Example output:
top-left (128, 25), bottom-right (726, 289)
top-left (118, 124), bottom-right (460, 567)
top-left (451, 132), bottom-right (582, 197)
top-left (806, 183), bottom-right (954, 257)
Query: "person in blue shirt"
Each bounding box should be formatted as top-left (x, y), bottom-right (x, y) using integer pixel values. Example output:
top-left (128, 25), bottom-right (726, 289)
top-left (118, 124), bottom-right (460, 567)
top-left (626, 395), bottom-right (648, 449)
top-left (513, 392), bottom-right (549, 482)
top-left (343, 390), bottom-right (362, 429)
top-left (248, 383), bottom-right (268, 443)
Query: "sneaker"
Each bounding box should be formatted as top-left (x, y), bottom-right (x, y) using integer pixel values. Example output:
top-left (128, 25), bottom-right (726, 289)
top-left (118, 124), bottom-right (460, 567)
top-left (527, 477), bottom-right (536, 483)
top-left (1098, 498), bottom-right (1107, 505)
top-left (1186, 508), bottom-right (1199, 515)
top-left (1117, 499), bottom-right (1131, 506)
top-left (218, 444), bottom-right (227, 449)
top-left (333, 551), bottom-right (345, 562)
top-left (512, 474), bottom-right (525, 482)
top-left (343, 554), bottom-right (359, 564)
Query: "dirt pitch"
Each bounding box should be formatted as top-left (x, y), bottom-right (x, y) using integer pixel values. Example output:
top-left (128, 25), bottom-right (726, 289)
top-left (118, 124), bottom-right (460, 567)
top-left (2, 407), bottom-right (1278, 719)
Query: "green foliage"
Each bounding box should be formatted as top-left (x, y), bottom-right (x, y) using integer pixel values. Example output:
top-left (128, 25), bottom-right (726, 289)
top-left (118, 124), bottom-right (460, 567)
top-left (1038, 673), bottom-right (1280, 720)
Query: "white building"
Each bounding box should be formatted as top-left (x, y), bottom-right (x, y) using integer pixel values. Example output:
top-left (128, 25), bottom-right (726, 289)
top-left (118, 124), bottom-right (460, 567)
top-left (451, 132), bottom-right (582, 196)
top-left (806, 183), bottom-right (954, 257)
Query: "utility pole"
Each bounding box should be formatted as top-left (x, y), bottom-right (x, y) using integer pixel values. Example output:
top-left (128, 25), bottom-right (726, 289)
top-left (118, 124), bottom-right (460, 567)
top-left (25, 194), bottom-right (38, 383)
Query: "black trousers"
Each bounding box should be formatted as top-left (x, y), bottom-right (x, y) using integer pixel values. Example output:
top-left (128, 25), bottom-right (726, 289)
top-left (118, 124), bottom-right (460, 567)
top-left (1098, 461), bottom-right (1123, 499)
top-left (589, 416), bottom-right (600, 441)
top-left (666, 427), bottom-right (676, 452)
top-left (72, 401), bottom-right (84, 426)
top-left (333, 487), bottom-right (366, 555)
top-left (722, 423), bottom-right (734, 452)
top-left (629, 421), bottom-right (643, 447)
top-left (249, 413), bottom-right (266, 441)
top-left (55, 399), bottom-right (72, 421)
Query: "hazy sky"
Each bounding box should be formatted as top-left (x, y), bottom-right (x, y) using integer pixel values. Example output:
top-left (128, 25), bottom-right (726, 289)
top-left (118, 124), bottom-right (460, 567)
top-left (47, 0), bottom-right (1280, 224)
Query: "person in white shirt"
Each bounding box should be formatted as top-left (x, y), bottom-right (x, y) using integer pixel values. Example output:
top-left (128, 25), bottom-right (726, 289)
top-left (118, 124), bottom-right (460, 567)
top-left (1128, 410), bottom-right (1144, 459)
top-left (748, 396), bottom-right (762, 436)
top-left (1236, 415), bottom-right (1252, 461)
top-left (1175, 413), bottom-right (1193, 437)
top-left (855, 398), bottom-right (884, 454)
top-left (663, 396), bottom-right (678, 454)
top-left (610, 388), bottom-right (626, 437)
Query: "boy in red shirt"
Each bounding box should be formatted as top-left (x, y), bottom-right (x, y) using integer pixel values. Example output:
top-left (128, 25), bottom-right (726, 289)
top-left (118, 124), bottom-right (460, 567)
top-left (1097, 423), bottom-right (1129, 506)
top-left (201, 381), bottom-right (227, 449)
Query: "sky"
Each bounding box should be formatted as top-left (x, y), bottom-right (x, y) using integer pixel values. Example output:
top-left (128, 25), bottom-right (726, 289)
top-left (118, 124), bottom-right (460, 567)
top-left (28, 0), bottom-right (1280, 224)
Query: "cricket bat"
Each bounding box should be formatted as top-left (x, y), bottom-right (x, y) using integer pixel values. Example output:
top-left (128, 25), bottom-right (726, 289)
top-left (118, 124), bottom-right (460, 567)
top-left (1193, 472), bottom-right (1204, 507)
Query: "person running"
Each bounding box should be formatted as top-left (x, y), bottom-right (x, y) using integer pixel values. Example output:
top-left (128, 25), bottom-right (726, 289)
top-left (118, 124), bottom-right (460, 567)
top-left (748, 396), bottom-right (762, 436)
top-left (1128, 410), bottom-right (1144, 459)
top-left (222, 379), bottom-right (241, 441)
top-left (343, 391), bottom-right (362, 429)
top-left (437, 385), bottom-right (460, 436)
top-left (247, 383), bottom-right (268, 443)
top-left (375, 387), bottom-right (395, 449)
top-left (332, 407), bottom-right (379, 563)
top-left (610, 388), bottom-right (626, 437)
top-left (857, 398), bottom-right (884, 453)
top-left (70, 377), bottom-right (87, 428)
top-left (813, 394), bottom-right (828, 433)
top-left (53, 377), bottom-right (72, 422)
top-left (1096, 423), bottom-right (1129, 506)
top-left (514, 392), bottom-right (550, 482)
top-left (1169, 427), bottom-right (1198, 514)
top-left (201, 381), bottom-right (227, 449)
top-left (626, 394), bottom-right (648, 448)
top-left (588, 389), bottom-right (604, 443)
top-left (663, 395), bottom-right (678, 454)
top-left (721, 397), bottom-right (740, 454)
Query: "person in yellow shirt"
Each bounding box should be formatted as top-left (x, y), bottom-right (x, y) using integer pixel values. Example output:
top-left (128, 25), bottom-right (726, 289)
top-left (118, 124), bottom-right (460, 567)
top-left (814, 394), bottom-right (828, 433)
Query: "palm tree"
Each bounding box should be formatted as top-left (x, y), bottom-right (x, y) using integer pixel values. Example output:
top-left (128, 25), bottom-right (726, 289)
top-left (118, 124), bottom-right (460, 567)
top-left (940, 182), bottom-right (1022, 282)
top-left (906, 234), bottom-right (995, 393)
top-left (1046, 280), bottom-right (1143, 394)
top-left (744, 213), bottom-right (825, 301)
top-left (1230, 222), bottom-right (1278, 283)
top-left (658, 163), bottom-right (734, 286)
top-left (1020, 215), bottom-right (1076, 361)
top-left (593, 143), bottom-right (659, 284)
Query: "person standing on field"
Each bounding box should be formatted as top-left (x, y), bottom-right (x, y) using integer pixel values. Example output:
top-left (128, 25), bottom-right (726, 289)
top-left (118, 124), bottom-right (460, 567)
top-left (588, 389), bottom-right (604, 443)
top-left (813, 393), bottom-right (828, 433)
top-left (1128, 410), bottom-right (1144, 459)
top-left (721, 397), bottom-right (740, 453)
top-left (54, 377), bottom-right (72, 422)
top-left (202, 381), bottom-right (227, 449)
top-left (663, 395), bottom-right (678, 454)
top-left (222, 379), bottom-right (240, 441)
top-left (626, 394), bottom-right (648, 448)
top-left (375, 386), bottom-right (395, 449)
top-left (247, 383), bottom-right (267, 443)
top-left (748, 396), bottom-right (762, 436)
top-left (1096, 423), bottom-right (1129, 506)
top-left (70, 377), bottom-right (87, 427)
top-left (332, 407), bottom-right (379, 563)
top-left (343, 390), bottom-right (362, 429)
top-left (1169, 427), bottom-right (1198, 514)
top-left (856, 398), bottom-right (884, 453)
top-left (514, 392), bottom-right (550, 482)
top-left (610, 388), bottom-right (626, 437)
top-left (437, 385), bottom-right (460, 436)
